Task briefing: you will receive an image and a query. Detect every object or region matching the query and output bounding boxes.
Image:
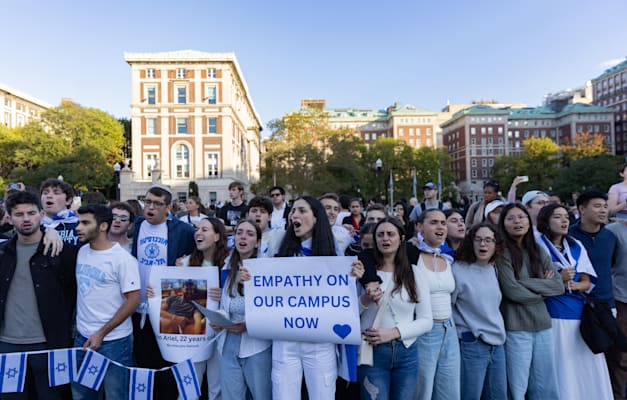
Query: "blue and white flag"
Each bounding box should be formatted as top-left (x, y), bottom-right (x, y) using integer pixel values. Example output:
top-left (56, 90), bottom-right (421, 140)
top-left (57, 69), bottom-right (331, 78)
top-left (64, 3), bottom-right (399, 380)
top-left (129, 368), bottom-right (154, 400)
top-left (171, 359), bottom-right (200, 400)
top-left (48, 348), bottom-right (77, 387)
top-left (75, 350), bottom-right (109, 391)
top-left (0, 353), bottom-right (27, 393)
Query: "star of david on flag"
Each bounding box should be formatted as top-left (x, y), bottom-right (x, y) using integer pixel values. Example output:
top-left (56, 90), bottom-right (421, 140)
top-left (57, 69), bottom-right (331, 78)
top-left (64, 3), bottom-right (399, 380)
top-left (129, 368), bottom-right (154, 400)
top-left (75, 350), bottom-right (110, 391)
top-left (48, 348), bottom-right (76, 387)
top-left (171, 359), bottom-right (200, 400)
top-left (0, 353), bottom-right (27, 393)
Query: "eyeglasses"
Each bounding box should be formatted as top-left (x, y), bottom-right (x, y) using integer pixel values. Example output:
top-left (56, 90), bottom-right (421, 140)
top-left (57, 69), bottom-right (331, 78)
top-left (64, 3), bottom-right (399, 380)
top-left (270, 193), bottom-right (282, 197)
top-left (473, 237), bottom-right (496, 245)
top-left (144, 199), bottom-right (166, 208)
top-left (112, 214), bottom-right (130, 222)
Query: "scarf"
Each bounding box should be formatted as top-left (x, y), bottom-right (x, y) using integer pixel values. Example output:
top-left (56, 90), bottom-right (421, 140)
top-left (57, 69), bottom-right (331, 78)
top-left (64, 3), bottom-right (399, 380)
top-left (42, 209), bottom-right (79, 229)
top-left (417, 239), bottom-right (454, 265)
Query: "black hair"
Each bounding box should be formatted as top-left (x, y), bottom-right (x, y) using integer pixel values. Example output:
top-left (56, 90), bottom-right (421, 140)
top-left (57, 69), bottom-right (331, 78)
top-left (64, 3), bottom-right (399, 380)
top-left (40, 178), bottom-right (74, 202)
top-left (372, 217), bottom-right (419, 303)
top-left (536, 203), bottom-right (576, 247)
top-left (5, 191), bottom-right (42, 215)
top-left (227, 219), bottom-right (261, 297)
top-left (269, 186), bottom-right (285, 195)
top-left (110, 201), bottom-right (136, 223)
top-left (77, 204), bottom-right (113, 233)
top-left (247, 196), bottom-right (273, 214)
top-left (497, 203), bottom-right (544, 279)
top-left (576, 190), bottom-right (608, 208)
top-left (277, 196), bottom-right (336, 257)
top-left (484, 179), bottom-right (500, 192)
top-left (147, 186), bottom-right (172, 205)
top-left (339, 195), bottom-right (351, 210)
top-left (456, 222), bottom-right (501, 264)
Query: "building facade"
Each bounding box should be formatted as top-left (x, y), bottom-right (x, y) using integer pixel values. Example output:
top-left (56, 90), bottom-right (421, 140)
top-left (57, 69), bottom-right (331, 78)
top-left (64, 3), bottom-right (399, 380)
top-left (0, 83), bottom-right (50, 128)
top-left (442, 104), bottom-right (615, 197)
top-left (591, 57), bottom-right (627, 154)
top-left (123, 50), bottom-right (262, 204)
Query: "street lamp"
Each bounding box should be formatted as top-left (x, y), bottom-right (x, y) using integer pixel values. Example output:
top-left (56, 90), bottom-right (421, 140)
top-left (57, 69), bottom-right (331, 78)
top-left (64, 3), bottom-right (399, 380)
top-left (375, 158), bottom-right (382, 202)
top-left (114, 162), bottom-right (121, 201)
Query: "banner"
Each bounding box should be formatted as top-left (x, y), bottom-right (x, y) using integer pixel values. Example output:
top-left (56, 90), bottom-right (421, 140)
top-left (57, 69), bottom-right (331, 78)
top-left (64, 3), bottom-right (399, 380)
top-left (148, 266), bottom-right (219, 363)
top-left (244, 256), bottom-right (361, 345)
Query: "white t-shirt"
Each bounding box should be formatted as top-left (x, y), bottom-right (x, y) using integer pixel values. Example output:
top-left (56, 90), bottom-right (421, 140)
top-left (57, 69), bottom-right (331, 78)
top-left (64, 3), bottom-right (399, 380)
top-left (261, 228), bottom-right (285, 257)
top-left (136, 221), bottom-right (168, 302)
top-left (76, 243), bottom-right (140, 341)
top-left (271, 204), bottom-right (287, 229)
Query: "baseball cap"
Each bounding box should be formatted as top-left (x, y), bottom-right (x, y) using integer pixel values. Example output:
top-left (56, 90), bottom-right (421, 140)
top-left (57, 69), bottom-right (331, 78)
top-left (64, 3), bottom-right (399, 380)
top-left (484, 200), bottom-right (505, 218)
top-left (423, 182), bottom-right (437, 190)
top-left (522, 190), bottom-right (548, 207)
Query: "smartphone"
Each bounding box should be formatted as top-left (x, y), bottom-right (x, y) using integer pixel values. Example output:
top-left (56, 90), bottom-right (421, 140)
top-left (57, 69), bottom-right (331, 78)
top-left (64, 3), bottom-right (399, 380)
top-left (519, 176), bottom-right (529, 183)
top-left (8, 183), bottom-right (20, 190)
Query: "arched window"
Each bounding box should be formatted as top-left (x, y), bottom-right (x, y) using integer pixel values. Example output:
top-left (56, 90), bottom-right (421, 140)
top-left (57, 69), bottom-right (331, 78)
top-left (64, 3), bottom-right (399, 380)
top-left (174, 144), bottom-right (190, 178)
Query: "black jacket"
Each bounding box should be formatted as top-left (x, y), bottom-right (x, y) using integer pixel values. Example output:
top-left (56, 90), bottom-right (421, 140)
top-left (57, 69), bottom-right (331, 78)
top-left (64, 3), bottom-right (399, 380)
top-left (0, 235), bottom-right (77, 348)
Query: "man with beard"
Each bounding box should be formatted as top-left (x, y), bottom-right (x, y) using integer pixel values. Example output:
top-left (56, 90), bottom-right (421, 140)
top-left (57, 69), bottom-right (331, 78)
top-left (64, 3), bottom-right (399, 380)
top-left (131, 185), bottom-right (195, 400)
top-left (72, 204), bottom-right (140, 399)
top-left (0, 191), bottom-right (77, 399)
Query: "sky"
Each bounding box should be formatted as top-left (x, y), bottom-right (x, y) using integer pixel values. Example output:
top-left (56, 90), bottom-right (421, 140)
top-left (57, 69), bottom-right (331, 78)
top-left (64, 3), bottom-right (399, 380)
top-left (3, 0), bottom-right (627, 135)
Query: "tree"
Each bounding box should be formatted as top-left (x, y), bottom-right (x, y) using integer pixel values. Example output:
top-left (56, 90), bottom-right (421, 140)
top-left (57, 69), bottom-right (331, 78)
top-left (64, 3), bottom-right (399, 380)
top-left (5, 101), bottom-right (125, 192)
top-left (188, 181), bottom-right (199, 197)
top-left (553, 154), bottom-right (624, 198)
top-left (561, 133), bottom-right (610, 164)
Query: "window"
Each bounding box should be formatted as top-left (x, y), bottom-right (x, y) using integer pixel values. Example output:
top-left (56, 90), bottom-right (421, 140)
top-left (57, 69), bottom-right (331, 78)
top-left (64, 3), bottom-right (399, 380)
top-left (426, 138), bottom-right (432, 146)
top-left (399, 128), bottom-right (404, 135)
top-left (471, 127), bottom-right (476, 135)
top-left (488, 127), bottom-right (493, 134)
top-left (372, 133), bottom-right (377, 140)
top-left (471, 138), bottom-right (476, 145)
top-left (16, 103), bottom-right (22, 111)
top-left (146, 68), bottom-right (155, 78)
top-left (409, 128), bottom-right (414, 136)
top-left (481, 127), bottom-right (486, 135)
top-left (524, 130), bottom-right (529, 138)
top-left (208, 117), bottom-right (217, 134)
top-left (426, 128), bottom-right (432, 135)
top-left (482, 159), bottom-right (487, 167)
top-left (4, 98), bottom-right (9, 107)
top-left (176, 68), bottom-right (186, 78)
top-left (206, 85), bottom-right (217, 104)
top-left (176, 118), bottom-right (188, 134)
top-left (177, 86), bottom-right (187, 104)
top-left (482, 169), bottom-right (487, 177)
top-left (472, 159), bottom-right (477, 167)
top-left (147, 118), bottom-right (156, 135)
top-left (4, 112), bottom-right (10, 126)
top-left (206, 153), bottom-right (219, 176)
top-left (207, 68), bottom-right (216, 78)
top-left (147, 86), bottom-right (156, 105)
top-left (489, 159), bottom-right (494, 167)
top-left (472, 170), bottom-right (477, 178)
top-left (144, 153), bottom-right (158, 179)
top-left (16, 115), bottom-right (24, 126)
top-left (364, 133), bottom-right (370, 140)
top-left (175, 144), bottom-right (190, 178)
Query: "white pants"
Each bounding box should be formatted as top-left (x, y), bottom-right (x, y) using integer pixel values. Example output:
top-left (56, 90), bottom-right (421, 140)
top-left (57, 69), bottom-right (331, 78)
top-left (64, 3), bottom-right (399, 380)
top-left (178, 354), bottom-right (221, 400)
top-left (271, 340), bottom-right (337, 400)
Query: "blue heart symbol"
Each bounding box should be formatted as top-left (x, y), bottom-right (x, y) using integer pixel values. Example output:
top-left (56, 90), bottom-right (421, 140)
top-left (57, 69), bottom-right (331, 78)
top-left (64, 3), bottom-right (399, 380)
top-left (333, 324), bottom-right (351, 339)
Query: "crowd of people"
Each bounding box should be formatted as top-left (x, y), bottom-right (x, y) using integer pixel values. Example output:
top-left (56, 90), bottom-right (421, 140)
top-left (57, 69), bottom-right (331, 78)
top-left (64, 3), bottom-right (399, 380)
top-left (0, 164), bottom-right (626, 400)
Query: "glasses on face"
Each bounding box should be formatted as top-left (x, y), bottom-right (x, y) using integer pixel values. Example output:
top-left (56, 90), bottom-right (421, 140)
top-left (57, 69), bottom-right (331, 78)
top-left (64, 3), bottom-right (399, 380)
top-left (112, 214), bottom-right (130, 222)
top-left (473, 237), bottom-right (496, 245)
top-left (144, 199), bottom-right (166, 208)
top-left (270, 193), bottom-right (282, 197)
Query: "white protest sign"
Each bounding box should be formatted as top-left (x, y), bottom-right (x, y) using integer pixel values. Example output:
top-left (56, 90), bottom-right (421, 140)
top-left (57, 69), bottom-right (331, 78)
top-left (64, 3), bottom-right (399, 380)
top-left (148, 266), bottom-right (219, 362)
top-left (244, 256), bottom-right (361, 345)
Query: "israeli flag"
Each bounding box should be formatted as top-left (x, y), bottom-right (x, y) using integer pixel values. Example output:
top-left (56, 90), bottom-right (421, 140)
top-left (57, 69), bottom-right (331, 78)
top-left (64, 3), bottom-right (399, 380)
top-left (171, 359), bottom-right (200, 400)
top-left (48, 348), bottom-right (76, 387)
top-left (75, 350), bottom-right (110, 391)
top-left (129, 368), bottom-right (154, 400)
top-left (0, 353), bottom-right (27, 393)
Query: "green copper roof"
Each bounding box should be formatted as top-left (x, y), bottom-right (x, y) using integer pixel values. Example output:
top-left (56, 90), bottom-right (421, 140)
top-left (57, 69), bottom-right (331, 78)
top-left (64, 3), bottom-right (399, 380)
top-left (593, 58), bottom-right (627, 81)
top-left (556, 103), bottom-right (614, 116)
top-left (441, 105), bottom-right (510, 127)
top-left (509, 106), bottom-right (556, 119)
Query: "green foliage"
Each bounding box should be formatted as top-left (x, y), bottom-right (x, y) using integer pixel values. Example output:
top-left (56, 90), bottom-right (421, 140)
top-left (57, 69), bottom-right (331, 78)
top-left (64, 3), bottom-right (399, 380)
top-left (260, 110), bottom-right (456, 201)
top-left (552, 155), bottom-right (624, 197)
top-left (189, 181), bottom-right (199, 197)
top-left (0, 101), bottom-right (125, 193)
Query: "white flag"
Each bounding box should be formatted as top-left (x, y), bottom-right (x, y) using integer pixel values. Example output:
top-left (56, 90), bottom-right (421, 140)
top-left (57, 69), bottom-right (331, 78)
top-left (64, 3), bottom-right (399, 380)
top-left (74, 350), bottom-right (110, 391)
top-left (129, 368), bottom-right (154, 400)
top-left (0, 353), bottom-right (27, 393)
top-left (171, 359), bottom-right (200, 400)
top-left (48, 349), bottom-right (77, 387)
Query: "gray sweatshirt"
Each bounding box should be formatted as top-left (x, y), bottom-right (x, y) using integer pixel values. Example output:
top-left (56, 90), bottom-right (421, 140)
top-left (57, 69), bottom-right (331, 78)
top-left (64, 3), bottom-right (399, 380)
top-left (452, 261), bottom-right (506, 345)
top-left (606, 222), bottom-right (627, 303)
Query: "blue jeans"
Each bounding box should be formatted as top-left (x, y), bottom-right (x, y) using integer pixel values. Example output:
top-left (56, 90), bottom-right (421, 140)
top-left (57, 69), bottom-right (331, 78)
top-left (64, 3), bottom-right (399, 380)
top-left (459, 332), bottom-right (506, 400)
top-left (72, 334), bottom-right (133, 400)
top-left (505, 329), bottom-right (559, 400)
top-left (358, 340), bottom-right (418, 400)
top-left (221, 332), bottom-right (272, 400)
top-left (0, 341), bottom-right (67, 400)
top-left (415, 318), bottom-right (461, 400)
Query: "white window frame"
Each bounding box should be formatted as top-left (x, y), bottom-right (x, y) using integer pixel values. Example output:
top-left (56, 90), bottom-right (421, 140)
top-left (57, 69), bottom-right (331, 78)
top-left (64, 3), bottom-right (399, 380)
top-left (176, 68), bottom-right (186, 79)
top-left (146, 86), bottom-right (157, 105)
top-left (206, 152), bottom-right (219, 177)
top-left (146, 68), bottom-right (155, 79)
top-left (146, 118), bottom-right (156, 135)
top-left (205, 85), bottom-right (217, 105)
top-left (208, 117), bottom-right (217, 134)
top-left (176, 85), bottom-right (187, 104)
top-left (176, 118), bottom-right (188, 134)
top-left (207, 68), bottom-right (217, 78)
top-left (174, 143), bottom-right (190, 179)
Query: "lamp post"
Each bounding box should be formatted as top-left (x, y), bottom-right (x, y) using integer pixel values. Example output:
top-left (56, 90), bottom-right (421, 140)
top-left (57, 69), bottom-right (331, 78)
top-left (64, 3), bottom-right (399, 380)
top-left (113, 162), bottom-right (121, 201)
top-left (376, 158), bottom-right (382, 202)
